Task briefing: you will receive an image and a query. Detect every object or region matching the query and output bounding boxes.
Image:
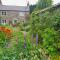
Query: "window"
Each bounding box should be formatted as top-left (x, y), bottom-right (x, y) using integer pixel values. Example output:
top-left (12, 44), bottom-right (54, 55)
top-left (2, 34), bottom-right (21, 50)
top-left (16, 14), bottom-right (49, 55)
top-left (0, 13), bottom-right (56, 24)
top-left (12, 20), bottom-right (17, 24)
top-left (12, 18), bottom-right (18, 24)
top-left (19, 12), bottom-right (25, 16)
top-left (1, 20), bottom-right (6, 24)
top-left (2, 11), bottom-right (6, 15)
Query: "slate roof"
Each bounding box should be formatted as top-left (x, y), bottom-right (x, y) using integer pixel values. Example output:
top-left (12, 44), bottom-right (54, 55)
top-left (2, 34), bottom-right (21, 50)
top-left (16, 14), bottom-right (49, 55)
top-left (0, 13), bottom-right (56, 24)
top-left (0, 5), bottom-right (29, 12)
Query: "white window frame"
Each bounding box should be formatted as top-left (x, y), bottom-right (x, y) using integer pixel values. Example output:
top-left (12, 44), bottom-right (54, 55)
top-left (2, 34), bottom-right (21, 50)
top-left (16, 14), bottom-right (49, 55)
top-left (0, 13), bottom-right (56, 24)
top-left (1, 20), bottom-right (6, 24)
top-left (19, 12), bottom-right (25, 16)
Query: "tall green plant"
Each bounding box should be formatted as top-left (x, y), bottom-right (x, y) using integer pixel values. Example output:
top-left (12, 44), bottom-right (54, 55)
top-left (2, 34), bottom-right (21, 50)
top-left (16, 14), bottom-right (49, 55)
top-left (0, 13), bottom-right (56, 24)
top-left (36, 0), bottom-right (52, 9)
top-left (42, 28), bottom-right (57, 55)
top-left (30, 4), bottom-right (60, 55)
top-left (0, 31), bottom-right (7, 47)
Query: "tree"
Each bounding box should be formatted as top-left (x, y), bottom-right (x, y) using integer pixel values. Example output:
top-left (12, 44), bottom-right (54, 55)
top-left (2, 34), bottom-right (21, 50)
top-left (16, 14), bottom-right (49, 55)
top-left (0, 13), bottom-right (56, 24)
top-left (36, 0), bottom-right (52, 9)
top-left (30, 7), bottom-right (60, 55)
top-left (30, 5), bottom-right (36, 13)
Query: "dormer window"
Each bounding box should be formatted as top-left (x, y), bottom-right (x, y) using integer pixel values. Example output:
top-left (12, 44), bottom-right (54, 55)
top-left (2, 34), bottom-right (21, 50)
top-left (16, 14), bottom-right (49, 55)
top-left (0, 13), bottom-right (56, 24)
top-left (2, 11), bottom-right (6, 15)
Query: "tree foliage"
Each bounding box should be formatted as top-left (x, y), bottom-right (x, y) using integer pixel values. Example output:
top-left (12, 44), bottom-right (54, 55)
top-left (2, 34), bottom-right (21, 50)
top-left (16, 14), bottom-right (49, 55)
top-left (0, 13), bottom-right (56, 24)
top-left (30, 8), bottom-right (60, 55)
top-left (30, 5), bottom-right (36, 13)
top-left (42, 28), bottom-right (57, 55)
top-left (36, 0), bottom-right (52, 9)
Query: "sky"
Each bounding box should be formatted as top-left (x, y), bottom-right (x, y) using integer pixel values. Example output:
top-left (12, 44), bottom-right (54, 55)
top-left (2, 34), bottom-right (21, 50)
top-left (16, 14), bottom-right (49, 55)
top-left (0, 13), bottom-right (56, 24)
top-left (1, 0), bottom-right (60, 6)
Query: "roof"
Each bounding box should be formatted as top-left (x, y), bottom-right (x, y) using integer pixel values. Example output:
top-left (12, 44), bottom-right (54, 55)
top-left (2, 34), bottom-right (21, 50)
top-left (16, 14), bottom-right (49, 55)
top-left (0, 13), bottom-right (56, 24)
top-left (35, 3), bottom-right (60, 14)
top-left (0, 5), bottom-right (29, 12)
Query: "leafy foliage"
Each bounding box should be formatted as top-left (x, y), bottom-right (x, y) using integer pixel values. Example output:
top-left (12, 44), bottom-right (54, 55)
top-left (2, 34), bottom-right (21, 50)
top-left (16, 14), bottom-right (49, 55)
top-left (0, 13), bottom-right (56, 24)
top-left (42, 28), bottom-right (57, 55)
top-left (30, 7), bottom-right (60, 55)
top-left (30, 5), bottom-right (36, 13)
top-left (0, 31), bottom-right (45, 60)
top-left (0, 31), bottom-right (6, 47)
top-left (36, 0), bottom-right (52, 9)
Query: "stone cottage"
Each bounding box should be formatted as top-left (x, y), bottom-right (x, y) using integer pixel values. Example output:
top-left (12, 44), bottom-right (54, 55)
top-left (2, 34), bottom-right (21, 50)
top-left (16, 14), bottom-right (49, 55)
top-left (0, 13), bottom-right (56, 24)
top-left (0, 0), bottom-right (29, 25)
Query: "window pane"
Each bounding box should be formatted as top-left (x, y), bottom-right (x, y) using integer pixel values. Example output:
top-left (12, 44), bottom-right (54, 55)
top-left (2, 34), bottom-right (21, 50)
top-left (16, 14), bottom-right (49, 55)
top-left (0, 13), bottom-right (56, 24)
top-left (2, 11), bottom-right (6, 15)
top-left (19, 12), bottom-right (25, 16)
top-left (5, 20), bottom-right (6, 23)
top-left (1, 20), bottom-right (6, 24)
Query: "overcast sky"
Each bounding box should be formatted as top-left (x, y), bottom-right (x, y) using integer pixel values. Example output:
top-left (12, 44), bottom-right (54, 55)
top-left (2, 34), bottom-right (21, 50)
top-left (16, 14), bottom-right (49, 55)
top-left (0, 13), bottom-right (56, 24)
top-left (1, 0), bottom-right (60, 6)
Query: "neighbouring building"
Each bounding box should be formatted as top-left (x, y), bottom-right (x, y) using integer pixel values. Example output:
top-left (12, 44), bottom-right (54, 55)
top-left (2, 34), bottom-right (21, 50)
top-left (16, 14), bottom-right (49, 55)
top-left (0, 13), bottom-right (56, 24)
top-left (0, 0), bottom-right (30, 25)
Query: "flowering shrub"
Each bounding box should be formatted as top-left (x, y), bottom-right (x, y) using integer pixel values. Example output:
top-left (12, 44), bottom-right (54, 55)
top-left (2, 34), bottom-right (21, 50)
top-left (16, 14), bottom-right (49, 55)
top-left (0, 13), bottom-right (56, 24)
top-left (0, 26), bottom-right (13, 47)
top-left (0, 26), bottom-right (13, 38)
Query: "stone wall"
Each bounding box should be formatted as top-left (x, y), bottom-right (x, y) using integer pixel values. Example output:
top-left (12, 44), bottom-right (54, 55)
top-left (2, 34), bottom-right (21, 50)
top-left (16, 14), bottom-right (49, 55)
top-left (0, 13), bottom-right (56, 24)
top-left (0, 10), bottom-right (29, 24)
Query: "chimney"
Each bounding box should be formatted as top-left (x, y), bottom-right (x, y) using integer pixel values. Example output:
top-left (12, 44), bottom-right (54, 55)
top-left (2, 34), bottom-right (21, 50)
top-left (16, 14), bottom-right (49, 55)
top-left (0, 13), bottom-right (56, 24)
top-left (0, 0), bottom-right (2, 5)
top-left (27, 1), bottom-right (29, 6)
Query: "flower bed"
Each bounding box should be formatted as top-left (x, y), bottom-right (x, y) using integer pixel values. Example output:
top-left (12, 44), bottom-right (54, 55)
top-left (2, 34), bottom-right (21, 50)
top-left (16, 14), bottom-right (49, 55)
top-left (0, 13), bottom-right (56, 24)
top-left (0, 26), bottom-right (13, 38)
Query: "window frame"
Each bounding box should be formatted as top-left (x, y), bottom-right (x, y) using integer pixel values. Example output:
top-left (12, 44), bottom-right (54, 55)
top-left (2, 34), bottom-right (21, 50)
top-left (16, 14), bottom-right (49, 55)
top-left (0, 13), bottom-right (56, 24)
top-left (19, 12), bottom-right (25, 16)
top-left (2, 11), bottom-right (6, 15)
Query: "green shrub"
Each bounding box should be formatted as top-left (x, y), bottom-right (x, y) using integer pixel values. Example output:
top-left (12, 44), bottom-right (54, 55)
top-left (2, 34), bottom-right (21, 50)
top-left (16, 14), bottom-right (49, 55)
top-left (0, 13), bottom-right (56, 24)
top-left (42, 28), bottom-right (57, 55)
top-left (0, 31), bottom-right (8, 47)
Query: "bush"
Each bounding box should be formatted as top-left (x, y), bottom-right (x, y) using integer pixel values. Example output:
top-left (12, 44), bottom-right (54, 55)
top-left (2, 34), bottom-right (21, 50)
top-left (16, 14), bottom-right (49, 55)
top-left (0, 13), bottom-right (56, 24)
top-left (0, 26), bottom-right (12, 47)
top-left (0, 31), bottom-right (7, 47)
top-left (42, 28), bottom-right (57, 55)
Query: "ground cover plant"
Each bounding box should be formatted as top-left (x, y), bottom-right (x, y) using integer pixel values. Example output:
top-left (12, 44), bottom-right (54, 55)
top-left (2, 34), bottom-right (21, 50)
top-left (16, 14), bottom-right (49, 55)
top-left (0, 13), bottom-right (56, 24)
top-left (0, 27), bottom-right (47, 60)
